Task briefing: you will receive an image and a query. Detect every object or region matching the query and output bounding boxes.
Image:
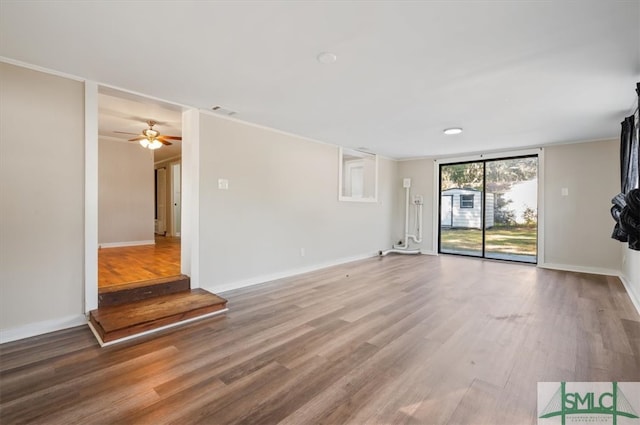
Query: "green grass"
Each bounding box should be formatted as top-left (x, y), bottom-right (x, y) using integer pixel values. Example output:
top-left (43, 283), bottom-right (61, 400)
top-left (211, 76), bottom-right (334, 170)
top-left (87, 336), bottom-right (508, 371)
top-left (440, 226), bottom-right (537, 255)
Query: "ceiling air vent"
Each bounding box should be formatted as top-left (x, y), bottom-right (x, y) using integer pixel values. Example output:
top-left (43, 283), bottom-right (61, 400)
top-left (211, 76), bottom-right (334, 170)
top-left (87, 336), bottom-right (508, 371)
top-left (211, 106), bottom-right (237, 116)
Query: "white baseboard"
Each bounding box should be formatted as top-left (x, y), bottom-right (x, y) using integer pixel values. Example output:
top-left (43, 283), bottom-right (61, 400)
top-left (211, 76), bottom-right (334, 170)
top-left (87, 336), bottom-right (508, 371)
top-left (420, 249), bottom-right (439, 256)
top-left (618, 273), bottom-right (640, 316)
top-left (211, 252), bottom-right (377, 295)
top-left (99, 240), bottom-right (155, 249)
top-left (0, 314), bottom-right (87, 344)
top-left (537, 262), bottom-right (620, 277)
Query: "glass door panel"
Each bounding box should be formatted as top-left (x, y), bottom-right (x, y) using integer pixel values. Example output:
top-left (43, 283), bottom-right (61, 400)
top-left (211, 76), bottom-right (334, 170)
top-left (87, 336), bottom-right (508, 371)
top-left (484, 157), bottom-right (538, 263)
top-left (439, 162), bottom-right (484, 257)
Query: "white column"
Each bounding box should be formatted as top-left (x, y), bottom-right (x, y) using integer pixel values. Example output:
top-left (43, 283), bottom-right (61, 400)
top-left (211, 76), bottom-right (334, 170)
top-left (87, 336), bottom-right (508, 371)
top-left (84, 81), bottom-right (99, 312)
top-left (181, 108), bottom-right (200, 287)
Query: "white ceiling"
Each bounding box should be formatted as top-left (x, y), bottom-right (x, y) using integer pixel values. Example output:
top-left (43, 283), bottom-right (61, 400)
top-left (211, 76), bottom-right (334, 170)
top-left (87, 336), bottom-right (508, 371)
top-left (1, 1), bottom-right (638, 159)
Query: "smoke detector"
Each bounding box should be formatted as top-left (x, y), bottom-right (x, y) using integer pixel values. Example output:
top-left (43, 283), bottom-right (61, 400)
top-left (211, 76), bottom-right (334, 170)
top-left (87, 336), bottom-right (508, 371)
top-left (317, 52), bottom-right (337, 64)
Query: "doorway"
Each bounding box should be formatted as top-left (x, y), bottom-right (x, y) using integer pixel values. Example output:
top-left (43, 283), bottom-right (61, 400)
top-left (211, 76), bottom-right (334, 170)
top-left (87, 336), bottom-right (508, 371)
top-left (97, 88), bottom-right (183, 291)
top-left (438, 155), bottom-right (538, 263)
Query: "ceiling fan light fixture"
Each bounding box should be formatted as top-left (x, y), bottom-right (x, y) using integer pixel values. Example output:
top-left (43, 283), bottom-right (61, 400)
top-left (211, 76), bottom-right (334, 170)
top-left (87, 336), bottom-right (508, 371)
top-left (148, 140), bottom-right (163, 150)
top-left (143, 128), bottom-right (159, 138)
top-left (127, 119), bottom-right (180, 150)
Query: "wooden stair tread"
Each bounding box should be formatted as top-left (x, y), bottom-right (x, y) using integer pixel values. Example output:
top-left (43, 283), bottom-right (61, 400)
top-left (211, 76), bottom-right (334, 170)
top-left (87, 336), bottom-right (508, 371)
top-left (99, 274), bottom-right (188, 294)
top-left (92, 288), bottom-right (226, 331)
top-left (89, 289), bottom-right (227, 343)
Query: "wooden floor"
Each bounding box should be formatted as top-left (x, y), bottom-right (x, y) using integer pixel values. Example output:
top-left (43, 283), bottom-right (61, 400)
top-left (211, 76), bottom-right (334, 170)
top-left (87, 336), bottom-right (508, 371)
top-left (98, 236), bottom-right (181, 289)
top-left (2, 255), bottom-right (639, 424)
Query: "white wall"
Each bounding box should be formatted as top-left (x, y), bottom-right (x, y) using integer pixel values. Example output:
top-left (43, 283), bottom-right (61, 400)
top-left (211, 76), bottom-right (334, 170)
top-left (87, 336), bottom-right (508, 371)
top-left (0, 63), bottom-right (85, 336)
top-left (198, 113), bottom-right (398, 292)
top-left (395, 159), bottom-right (436, 253)
top-left (543, 140), bottom-right (621, 273)
top-left (622, 246), bottom-right (640, 310)
top-left (98, 139), bottom-right (154, 245)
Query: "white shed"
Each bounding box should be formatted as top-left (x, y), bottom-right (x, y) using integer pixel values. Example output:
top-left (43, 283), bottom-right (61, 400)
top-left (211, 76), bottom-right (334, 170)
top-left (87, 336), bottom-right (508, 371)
top-left (441, 188), bottom-right (494, 229)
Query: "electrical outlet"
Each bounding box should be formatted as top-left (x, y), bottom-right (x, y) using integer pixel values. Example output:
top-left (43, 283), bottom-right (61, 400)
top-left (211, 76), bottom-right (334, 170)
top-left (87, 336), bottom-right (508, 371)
top-left (218, 178), bottom-right (229, 190)
top-left (300, 248), bottom-right (305, 257)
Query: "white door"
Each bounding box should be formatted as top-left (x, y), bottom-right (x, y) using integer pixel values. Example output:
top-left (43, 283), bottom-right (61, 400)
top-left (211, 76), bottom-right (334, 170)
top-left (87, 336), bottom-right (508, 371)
top-left (171, 162), bottom-right (181, 237)
top-left (441, 195), bottom-right (453, 226)
top-left (156, 167), bottom-right (167, 234)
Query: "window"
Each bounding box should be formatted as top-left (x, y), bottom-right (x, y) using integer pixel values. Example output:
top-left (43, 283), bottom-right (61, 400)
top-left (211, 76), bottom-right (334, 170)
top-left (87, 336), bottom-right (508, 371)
top-left (339, 148), bottom-right (378, 202)
top-left (460, 194), bottom-right (474, 209)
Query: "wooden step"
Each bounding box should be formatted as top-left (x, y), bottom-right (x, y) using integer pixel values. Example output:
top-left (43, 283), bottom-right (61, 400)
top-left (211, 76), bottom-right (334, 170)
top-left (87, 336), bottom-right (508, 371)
top-left (98, 275), bottom-right (191, 307)
top-left (89, 289), bottom-right (228, 345)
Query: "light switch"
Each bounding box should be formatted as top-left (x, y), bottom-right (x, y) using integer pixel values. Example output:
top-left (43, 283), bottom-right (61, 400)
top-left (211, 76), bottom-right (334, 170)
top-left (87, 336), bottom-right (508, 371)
top-left (561, 187), bottom-right (569, 196)
top-left (218, 178), bottom-right (229, 190)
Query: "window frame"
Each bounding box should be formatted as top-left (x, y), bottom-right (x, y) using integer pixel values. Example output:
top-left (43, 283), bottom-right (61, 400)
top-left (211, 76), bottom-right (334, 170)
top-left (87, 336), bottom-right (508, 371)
top-left (460, 194), bottom-right (474, 209)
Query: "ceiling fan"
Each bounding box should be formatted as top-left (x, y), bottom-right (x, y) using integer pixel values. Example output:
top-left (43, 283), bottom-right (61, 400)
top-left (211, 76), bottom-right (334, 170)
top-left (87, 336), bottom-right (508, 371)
top-left (116, 120), bottom-right (182, 150)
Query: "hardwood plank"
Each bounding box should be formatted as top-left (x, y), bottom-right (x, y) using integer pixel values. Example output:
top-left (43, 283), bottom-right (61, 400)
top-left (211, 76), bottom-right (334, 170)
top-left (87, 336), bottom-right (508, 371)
top-left (2, 254), bottom-right (639, 424)
top-left (446, 379), bottom-right (502, 425)
top-left (98, 235), bottom-right (180, 289)
top-left (98, 274), bottom-right (190, 307)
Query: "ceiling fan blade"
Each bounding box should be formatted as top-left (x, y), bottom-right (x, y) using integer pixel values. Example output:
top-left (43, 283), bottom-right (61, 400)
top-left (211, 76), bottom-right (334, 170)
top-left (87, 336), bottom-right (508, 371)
top-left (114, 131), bottom-right (139, 135)
top-left (158, 139), bottom-right (173, 146)
top-left (160, 135), bottom-right (182, 140)
top-left (128, 136), bottom-right (146, 142)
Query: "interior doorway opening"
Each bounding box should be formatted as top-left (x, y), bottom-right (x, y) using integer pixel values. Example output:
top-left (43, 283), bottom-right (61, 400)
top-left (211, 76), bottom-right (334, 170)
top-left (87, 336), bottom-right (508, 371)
top-left (97, 87), bottom-right (183, 293)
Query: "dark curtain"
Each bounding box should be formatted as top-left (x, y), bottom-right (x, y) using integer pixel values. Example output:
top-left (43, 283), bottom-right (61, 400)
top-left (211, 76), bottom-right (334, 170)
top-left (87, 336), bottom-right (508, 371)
top-left (611, 82), bottom-right (640, 249)
top-left (620, 115), bottom-right (637, 193)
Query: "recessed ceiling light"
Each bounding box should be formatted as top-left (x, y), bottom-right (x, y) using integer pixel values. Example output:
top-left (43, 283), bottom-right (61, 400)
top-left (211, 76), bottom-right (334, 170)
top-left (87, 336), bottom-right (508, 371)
top-left (443, 128), bottom-right (463, 135)
top-left (317, 52), bottom-right (337, 64)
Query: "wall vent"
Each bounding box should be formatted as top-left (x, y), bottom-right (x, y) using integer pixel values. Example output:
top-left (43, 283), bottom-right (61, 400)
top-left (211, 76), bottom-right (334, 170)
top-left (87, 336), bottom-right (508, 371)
top-left (211, 106), bottom-right (237, 116)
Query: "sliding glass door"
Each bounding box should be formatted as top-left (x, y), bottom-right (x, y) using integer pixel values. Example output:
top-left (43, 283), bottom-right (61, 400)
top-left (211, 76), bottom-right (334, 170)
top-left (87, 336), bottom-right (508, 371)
top-left (439, 155), bottom-right (538, 263)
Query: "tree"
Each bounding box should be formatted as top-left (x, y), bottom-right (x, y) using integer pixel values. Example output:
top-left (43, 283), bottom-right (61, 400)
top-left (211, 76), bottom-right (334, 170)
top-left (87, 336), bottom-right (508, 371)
top-left (440, 163), bottom-right (484, 191)
top-left (441, 158), bottom-right (537, 193)
top-left (494, 194), bottom-right (516, 226)
top-left (523, 206), bottom-right (537, 226)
